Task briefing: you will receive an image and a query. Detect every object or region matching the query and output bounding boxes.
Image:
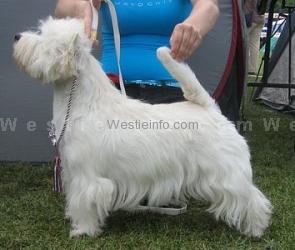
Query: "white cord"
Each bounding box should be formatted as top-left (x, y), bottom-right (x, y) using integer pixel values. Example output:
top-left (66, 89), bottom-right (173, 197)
top-left (136, 202), bottom-right (187, 216)
top-left (89, 0), bottom-right (187, 216)
top-left (90, 0), bottom-right (126, 96)
top-left (90, 0), bottom-right (99, 42)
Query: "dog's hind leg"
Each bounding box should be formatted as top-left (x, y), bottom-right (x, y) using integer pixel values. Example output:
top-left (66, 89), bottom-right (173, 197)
top-left (157, 47), bottom-right (215, 108)
top-left (191, 156), bottom-right (272, 237)
top-left (66, 176), bottom-right (114, 237)
top-left (207, 176), bottom-right (272, 237)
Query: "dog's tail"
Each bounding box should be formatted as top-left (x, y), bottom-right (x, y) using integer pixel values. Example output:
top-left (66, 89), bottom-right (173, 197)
top-left (157, 47), bottom-right (215, 108)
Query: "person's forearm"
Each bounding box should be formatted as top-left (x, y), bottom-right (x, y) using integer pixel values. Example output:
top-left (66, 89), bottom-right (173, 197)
top-left (185, 0), bottom-right (219, 38)
top-left (55, 0), bottom-right (101, 37)
top-left (55, 0), bottom-right (100, 18)
top-left (55, 0), bottom-right (81, 18)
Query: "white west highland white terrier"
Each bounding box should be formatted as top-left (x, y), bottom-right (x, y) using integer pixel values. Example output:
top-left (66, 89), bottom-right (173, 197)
top-left (13, 17), bottom-right (272, 238)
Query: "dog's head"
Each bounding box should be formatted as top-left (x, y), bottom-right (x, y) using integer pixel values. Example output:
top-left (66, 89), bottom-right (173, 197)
top-left (13, 17), bottom-right (92, 83)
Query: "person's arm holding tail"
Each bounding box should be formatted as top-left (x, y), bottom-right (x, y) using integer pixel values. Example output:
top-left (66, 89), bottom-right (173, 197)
top-left (170, 0), bottom-right (219, 61)
top-left (55, 0), bottom-right (101, 37)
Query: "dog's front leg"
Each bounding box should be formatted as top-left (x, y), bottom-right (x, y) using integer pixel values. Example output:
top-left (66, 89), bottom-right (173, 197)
top-left (65, 176), bottom-right (114, 237)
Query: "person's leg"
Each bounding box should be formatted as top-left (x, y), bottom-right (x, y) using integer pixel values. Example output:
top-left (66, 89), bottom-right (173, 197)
top-left (122, 84), bottom-right (185, 104)
top-left (139, 85), bottom-right (185, 104)
top-left (248, 23), bottom-right (264, 74)
top-left (115, 83), bottom-right (185, 104)
top-left (123, 84), bottom-right (142, 99)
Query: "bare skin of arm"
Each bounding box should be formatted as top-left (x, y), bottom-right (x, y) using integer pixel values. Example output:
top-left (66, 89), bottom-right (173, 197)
top-left (55, 0), bottom-right (219, 60)
top-left (55, 0), bottom-right (101, 37)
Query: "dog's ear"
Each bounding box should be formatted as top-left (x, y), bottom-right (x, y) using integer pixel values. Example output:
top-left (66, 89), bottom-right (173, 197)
top-left (39, 34), bottom-right (80, 83)
top-left (65, 34), bottom-right (80, 69)
top-left (68, 33), bottom-right (80, 55)
top-left (57, 34), bottom-right (81, 78)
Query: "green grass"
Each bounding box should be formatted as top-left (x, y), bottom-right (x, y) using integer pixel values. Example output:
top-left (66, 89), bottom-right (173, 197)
top-left (1, 100), bottom-right (294, 250)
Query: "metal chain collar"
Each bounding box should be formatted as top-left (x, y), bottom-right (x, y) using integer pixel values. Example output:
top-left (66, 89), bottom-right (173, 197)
top-left (49, 76), bottom-right (79, 147)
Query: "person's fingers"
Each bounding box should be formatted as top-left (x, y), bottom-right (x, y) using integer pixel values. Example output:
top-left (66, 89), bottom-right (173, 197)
top-left (170, 24), bottom-right (184, 60)
top-left (92, 0), bottom-right (101, 9)
top-left (175, 25), bottom-right (192, 61)
top-left (93, 39), bottom-right (99, 48)
top-left (84, 2), bottom-right (92, 38)
top-left (176, 23), bottom-right (203, 60)
top-left (186, 30), bottom-right (202, 58)
top-left (184, 29), bottom-right (198, 58)
top-left (84, 0), bottom-right (101, 39)
top-left (193, 26), bottom-right (202, 48)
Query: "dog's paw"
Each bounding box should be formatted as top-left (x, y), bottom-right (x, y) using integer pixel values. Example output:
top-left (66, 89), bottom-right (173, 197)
top-left (69, 225), bottom-right (102, 238)
top-left (64, 213), bottom-right (70, 220)
top-left (156, 46), bottom-right (171, 63)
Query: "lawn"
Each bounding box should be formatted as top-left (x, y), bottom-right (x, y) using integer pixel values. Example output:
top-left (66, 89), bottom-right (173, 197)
top-left (0, 100), bottom-right (294, 250)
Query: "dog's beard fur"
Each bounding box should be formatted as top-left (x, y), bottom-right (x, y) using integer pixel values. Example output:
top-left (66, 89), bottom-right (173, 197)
top-left (14, 17), bottom-right (272, 238)
top-left (13, 17), bottom-right (92, 83)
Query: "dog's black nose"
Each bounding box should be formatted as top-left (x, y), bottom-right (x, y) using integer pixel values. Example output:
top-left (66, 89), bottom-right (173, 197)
top-left (14, 34), bottom-right (21, 42)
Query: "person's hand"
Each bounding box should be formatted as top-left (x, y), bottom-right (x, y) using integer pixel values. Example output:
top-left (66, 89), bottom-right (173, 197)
top-left (83, 0), bottom-right (101, 38)
top-left (170, 21), bottom-right (203, 61)
top-left (55, 0), bottom-right (101, 37)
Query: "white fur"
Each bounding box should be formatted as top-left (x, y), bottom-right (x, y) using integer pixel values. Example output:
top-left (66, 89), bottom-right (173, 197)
top-left (13, 17), bottom-right (272, 238)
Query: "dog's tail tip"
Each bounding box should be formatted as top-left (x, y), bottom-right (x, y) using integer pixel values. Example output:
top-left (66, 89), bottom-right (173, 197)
top-left (156, 46), bottom-right (171, 62)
